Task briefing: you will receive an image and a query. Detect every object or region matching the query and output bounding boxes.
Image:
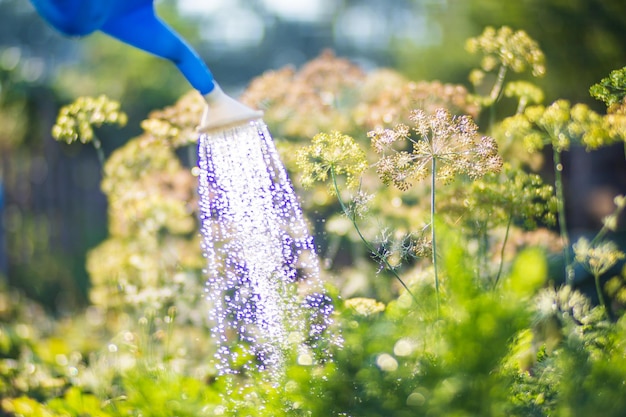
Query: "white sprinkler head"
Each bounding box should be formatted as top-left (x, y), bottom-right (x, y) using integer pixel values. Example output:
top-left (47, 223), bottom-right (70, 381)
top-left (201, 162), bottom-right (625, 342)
top-left (199, 83), bottom-right (263, 133)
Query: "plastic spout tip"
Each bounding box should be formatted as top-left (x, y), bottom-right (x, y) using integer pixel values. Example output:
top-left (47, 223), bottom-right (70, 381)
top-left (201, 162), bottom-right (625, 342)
top-left (199, 84), bottom-right (263, 133)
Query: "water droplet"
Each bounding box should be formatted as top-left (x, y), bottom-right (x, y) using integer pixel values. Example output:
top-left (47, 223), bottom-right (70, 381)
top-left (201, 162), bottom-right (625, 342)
top-left (376, 353), bottom-right (398, 372)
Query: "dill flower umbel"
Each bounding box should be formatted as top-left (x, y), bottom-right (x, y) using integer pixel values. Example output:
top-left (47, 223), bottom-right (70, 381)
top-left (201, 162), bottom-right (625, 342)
top-left (504, 81), bottom-right (545, 113)
top-left (591, 68), bottom-right (626, 143)
top-left (354, 71), bottom-right (480, 130)
top-left (142, 90), bottom-right (205, 147)
top-left (574, 236), bottom-right (625, 317)
top-left (534, 286), bottom-right (600, 331)
top-left (573, 238), bottom-right (625, 278)
top-left (369, 108), bottom-right (502, 190)
top-left (466, 26), bottom-right (545, 107)
top-left (344, 297), bottom-right (386, 317)
top-left (439, 163), bottom-right (557, 231)
top-left (466, 26), bottom-right (546, 78)
top-left (296, 131), bottom-right (368, 191)
top-left (590, 66), bottom-right (626, 111)
top-left (498, 99), bottom-right (619, 153)
top-left (241, 50), bottom-right (365, 139)
top-left (52, 95), bottom-right (127, 144)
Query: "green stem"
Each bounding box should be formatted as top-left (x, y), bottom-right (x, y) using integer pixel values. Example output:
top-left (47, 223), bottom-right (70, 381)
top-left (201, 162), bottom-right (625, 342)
top-left (487, 65), bottom-right (508, 130)
top-left (489, 65), bottom-right (508, 104)
top-left (594, 273), bottom-right (611, 320)
top-left (477, 226), bottom-right (489, 280)
top-left (330, 169), bottom-right (418, 305)
top-left (516, 96), bottom-right (528, 115)
top-left (165, 307), bottom-right (176, 360)
top-left (92, 136), bottom-right (106, 169)
top-left (431, 157), bottom-right (440, 316)
top-left (589, 200), bottom-right (626, 247)
top-left (553, 149), bottom-right (573, 284)
top-left (494, 214), bottom-right (513, 288)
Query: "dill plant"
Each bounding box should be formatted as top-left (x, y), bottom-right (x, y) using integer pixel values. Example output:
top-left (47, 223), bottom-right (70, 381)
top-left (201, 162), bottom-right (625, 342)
top-left (590, 66), bottom-right (626, 155)
top-left (497, 100), bottom-right (623, 284)
top-left (368, 108), bottom-right (502, 310)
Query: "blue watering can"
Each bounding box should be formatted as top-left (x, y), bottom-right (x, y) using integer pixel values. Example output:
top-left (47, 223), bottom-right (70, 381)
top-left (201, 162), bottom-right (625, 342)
top-left (30, 0), bottom-right (262, 131)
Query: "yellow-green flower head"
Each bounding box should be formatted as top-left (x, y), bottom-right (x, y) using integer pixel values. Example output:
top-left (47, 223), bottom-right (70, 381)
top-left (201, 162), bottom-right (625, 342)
top-left (534, 285), bottom-right (598, 327)
top-left (590, 66), bottom-right (626, 110)
top-left (466, 26), bottom-right (546, 77)
top-left (504, 81), bottom-right (545, 106)
top-left (296, 131), bottom-right (368, 191)
top-left (344, 297), bottom-right (386, 317)
top-left (603, 111), bottom-right (626, 143)
top-left (52, 95), bottom-right (127, 144)
top-left (499, 99), bottom-right (619, 154)
top-left (140, 90), bottom-right (206, 147)
top-left (456, 163), bottom-right (557, 229)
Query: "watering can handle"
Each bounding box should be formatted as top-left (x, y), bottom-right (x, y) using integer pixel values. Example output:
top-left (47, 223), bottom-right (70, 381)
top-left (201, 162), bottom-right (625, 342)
top-left (29, 0), bottom-right (216, 94)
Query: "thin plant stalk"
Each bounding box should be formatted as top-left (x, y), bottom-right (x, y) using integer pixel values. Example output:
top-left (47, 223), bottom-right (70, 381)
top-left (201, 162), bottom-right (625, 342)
top-left (165, 307), bottom-right (176, 360)
top-left (330, 169), bottom-right (418, 305)
top-left (488, 65), bottom-right (508, 129)
top-left (494, 214), bottom-right (513, 288)
top-left (516, 95), bottom-right (528, 115)
top-left (431, 157), bottom-right (440, 315)
top-left (489, 65), bottom-right (508, 104)
top-left (593, 272), bottom-right (613, 320)
top-left (553, 149), bottom-right (574, 284)
top-left (589, 203), bottom-right (626, 247)
top-left (477, 227), bottom-right (489, 281)
top-left (92, 136), bottom-right (106, 168)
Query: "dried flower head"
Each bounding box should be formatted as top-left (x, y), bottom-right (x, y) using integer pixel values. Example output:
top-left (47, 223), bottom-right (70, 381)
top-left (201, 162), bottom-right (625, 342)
top-left (296, 131), bottom-right (368, 191)
top-left (354, 70), bottom-right (480, 129)
top-left (52, 95), bottom-right (127, 144)
top-left (466, 26), bottom-right (546, 77)
top-left (241, 50), bottom-right (365, 139)
top-left (369, 108), bottom-right (502, 190)
top-left (345, 190), bottom-right (374, 219)
top-left (371, 228), bottom-right (430, 269)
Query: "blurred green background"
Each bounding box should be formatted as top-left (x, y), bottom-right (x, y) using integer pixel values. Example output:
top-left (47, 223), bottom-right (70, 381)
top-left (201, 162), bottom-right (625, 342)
top-left (0, 0), bottom-right (625, 312)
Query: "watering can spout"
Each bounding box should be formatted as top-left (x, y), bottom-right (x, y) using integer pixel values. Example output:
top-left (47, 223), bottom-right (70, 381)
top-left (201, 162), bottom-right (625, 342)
top-left (200, 84), bottom-right (264, 133)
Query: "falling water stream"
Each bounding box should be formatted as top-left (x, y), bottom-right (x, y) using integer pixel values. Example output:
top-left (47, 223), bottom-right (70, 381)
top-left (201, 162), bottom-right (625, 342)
top-left (198, 120), bottom-right (335, 377)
